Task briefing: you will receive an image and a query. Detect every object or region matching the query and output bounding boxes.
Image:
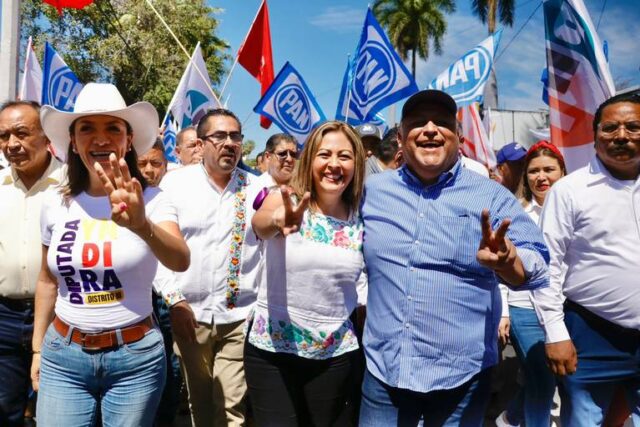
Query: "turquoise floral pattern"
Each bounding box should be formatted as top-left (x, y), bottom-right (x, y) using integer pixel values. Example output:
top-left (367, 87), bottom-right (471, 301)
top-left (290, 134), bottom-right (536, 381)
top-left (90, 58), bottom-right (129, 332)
top-left (248, 313), bottom-right (359, 359)
top-left (301, 212), bottom-right (363, 252)
top-left (226, 173), bottom-right (249, 309)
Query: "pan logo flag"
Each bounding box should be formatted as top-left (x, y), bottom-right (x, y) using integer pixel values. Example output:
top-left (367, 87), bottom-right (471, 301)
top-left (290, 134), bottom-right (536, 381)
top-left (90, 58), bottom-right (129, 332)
top-left (42, 42), bottom-right (83, 112)
top-left (428, 31), bottom-right (502, 108)
top-left (336, 8), bottom-right (418, 123)
top-left (254, 62), bottom-right (326, 145)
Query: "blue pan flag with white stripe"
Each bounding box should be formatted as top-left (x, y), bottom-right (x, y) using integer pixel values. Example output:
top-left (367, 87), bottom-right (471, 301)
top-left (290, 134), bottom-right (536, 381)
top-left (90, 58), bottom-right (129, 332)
top-left (254, 62), bottom-right (326, 146)
top-left (41, 42), bottom-right (83, 112)
top-left (335, 8), bottom-right (418, 123)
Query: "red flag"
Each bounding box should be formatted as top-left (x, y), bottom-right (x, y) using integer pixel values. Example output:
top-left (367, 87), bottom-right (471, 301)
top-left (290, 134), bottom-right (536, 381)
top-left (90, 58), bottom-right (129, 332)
top-left (43, 0), bottom-right (93, 16)
top-left (237, 0), bottom-right (274, 129)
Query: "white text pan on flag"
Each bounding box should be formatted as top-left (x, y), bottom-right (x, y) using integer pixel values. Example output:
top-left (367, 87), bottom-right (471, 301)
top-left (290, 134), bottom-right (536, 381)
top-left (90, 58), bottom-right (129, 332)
top-left (335, 8), bottom-right (418, 123)
top-left (543, 0), bottom-right (615, 172)
top-left (428, 30), bottom-right (502, 108)
top-left (169, 42), bottom-right (221, 130)
top-left (254, 62), bottom-right (326, 146)
top-left (19, 37), bottom-right (43, 103)
top-left (41, 42), bottom-right (83, 112)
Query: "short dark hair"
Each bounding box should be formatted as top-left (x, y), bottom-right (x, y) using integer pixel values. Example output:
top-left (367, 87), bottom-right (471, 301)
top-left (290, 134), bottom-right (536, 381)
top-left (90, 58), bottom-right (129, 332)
top-left (0, 100), bottom-right (41, 116)
top-left (150, 138), bottom-right (167, 159)
top-left (374, 127), bottom-right (399, 164)
top-left (256, 151), bottom-right (264, 161)
top-left (265, 133), bottom-right (296, 152)
top-left (593, 91), bottom-right (640, 134)
top-left (196, 108), bottom-right (242, 138)
top-left (176, 126), bottom-right (196, 147)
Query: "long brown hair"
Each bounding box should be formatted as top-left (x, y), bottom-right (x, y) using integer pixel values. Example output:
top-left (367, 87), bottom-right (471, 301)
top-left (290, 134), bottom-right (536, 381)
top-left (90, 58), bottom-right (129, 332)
top-left (61, 119), bottom-right (148, 200)
top-left (290, 121), bottom-right (366, 213)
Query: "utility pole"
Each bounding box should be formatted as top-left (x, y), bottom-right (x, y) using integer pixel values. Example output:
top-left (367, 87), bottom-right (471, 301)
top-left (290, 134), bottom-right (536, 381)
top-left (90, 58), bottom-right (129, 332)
top-left (0, 0), bottom-right (21, 102)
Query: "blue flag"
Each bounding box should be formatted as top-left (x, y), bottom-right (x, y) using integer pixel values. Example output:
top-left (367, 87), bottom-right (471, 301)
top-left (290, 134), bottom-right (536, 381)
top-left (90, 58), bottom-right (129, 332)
top-left (254, 62), bottom-right (326, 145)
top-left (428, 31), bottom-right (502, 108)
top-left (336, 8), bottom-right (418, 123)
top-left (162, 117), bottom-right (179, 164)
top-left (41, 42), bottom-right (83, 111)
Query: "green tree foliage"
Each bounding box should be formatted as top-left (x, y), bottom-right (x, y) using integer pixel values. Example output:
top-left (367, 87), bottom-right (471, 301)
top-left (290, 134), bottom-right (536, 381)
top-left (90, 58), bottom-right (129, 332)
top-left (20, 0), bottom-right (229, 116)
top-left (372, 0), bottom-right (455, 77)
top-left (471, 0), bottom-right (515, 33)
top-left (242, 139), bottom-right (256, 158)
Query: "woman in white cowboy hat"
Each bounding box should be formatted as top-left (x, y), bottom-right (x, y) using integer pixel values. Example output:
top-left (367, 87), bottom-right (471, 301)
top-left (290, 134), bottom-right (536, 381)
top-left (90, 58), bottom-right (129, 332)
top-left (30, 83), bottom-right (190, 427)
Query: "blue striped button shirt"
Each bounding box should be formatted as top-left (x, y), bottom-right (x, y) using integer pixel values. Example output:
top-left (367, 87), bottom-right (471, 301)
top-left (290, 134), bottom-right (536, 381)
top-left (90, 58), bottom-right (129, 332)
top-left (361, 161), bottom-right (549, 393)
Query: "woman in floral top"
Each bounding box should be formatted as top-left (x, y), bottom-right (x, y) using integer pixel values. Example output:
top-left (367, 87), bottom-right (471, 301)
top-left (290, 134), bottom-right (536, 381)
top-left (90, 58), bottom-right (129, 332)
top-left (247, 121), bottom-right (367, 426)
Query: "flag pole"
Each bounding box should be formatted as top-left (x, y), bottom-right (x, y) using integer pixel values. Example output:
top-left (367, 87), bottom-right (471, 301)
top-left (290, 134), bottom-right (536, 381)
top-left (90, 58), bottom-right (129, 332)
top-left (346, 54), bottom-right (353, 123)
top-left (144, 0), bottom-right (221, 106)
top-left (218, 57), bottom-right (239, 100)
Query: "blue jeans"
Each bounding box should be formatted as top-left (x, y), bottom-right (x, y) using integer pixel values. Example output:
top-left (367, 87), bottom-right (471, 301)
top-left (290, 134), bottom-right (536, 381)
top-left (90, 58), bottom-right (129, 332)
top-left (37, 323), bottom-right (166, 427)
top-left (509, 306), bottom-right (556, 427)
top-left (152, 292), bottom-right (182, 423)
top-left (359, 368), bottom-right (492, 426)
top-left (0, 297), bottom-right (34, 426)
top-left (561, 302), bottom-right (640, 426)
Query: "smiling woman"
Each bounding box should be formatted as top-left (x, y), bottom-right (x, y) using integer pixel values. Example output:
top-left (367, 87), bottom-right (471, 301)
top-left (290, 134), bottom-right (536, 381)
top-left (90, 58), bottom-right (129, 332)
top-left (31, 83), bottom-right (190, 427)
top-left (246, 121), bottom-right (368, 426)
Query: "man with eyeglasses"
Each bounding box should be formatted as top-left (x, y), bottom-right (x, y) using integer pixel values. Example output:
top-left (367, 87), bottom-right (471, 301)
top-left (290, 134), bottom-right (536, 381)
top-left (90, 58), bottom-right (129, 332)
top-left (533, 92), bottom-right (640, 422)
top-left (175, 126), bottom-right (203, 165)
top-left (156, 109), bottom-right (259, 426)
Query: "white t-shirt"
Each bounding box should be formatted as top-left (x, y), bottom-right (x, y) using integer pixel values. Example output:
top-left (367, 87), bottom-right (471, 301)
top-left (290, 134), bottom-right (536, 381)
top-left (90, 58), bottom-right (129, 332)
top-left (41, 187), bottom-right (176, 332)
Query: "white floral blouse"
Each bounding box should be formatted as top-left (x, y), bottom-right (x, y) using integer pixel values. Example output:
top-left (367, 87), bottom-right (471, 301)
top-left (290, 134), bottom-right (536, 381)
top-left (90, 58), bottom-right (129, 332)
top-left (247, 209), bottom-right (367, 360)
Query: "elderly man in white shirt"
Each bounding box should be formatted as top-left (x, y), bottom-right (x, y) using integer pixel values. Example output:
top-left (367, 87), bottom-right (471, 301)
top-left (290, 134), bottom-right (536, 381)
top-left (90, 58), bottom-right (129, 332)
top-left (156, 109), bottom-right (257, 427)
top-left (533, 92), bottom-right (640, 425)
top-left (0, 101), bottom-right (64, 426)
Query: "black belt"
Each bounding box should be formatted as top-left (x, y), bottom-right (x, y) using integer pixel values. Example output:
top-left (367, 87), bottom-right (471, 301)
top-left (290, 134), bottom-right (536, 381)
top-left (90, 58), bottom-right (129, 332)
top-left (0, 296), bottom-right (35, 311)
top-left (564, 299), bottom-right (640, 339)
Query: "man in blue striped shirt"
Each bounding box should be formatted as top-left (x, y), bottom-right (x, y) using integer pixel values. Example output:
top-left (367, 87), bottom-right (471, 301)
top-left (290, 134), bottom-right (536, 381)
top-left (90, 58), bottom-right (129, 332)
top-left (359, 90), bottom-right (549, 426)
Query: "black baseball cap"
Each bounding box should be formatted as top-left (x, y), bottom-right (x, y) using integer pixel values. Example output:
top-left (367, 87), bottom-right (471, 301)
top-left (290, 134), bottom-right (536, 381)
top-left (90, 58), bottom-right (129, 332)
top-left (401, 90), bottom-right (458, 120)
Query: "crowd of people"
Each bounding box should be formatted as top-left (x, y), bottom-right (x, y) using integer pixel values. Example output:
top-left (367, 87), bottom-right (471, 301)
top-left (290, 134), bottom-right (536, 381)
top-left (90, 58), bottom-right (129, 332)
top-left (0, 81), bottom-right (638, 427)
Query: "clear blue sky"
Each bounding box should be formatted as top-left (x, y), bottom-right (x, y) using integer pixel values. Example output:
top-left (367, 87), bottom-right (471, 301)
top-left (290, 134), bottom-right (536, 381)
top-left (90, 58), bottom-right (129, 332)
top-left (210, 0), bottom-right (639, 155)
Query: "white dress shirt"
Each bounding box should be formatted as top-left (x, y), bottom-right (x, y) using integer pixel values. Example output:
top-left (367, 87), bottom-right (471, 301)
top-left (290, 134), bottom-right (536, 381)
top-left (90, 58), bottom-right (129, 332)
top-left (155, 164), bottom-right (259, 325)
top-left (0, 157), bottom-right (65, 298)
top-left (532, 156), bottom-right (640, 343)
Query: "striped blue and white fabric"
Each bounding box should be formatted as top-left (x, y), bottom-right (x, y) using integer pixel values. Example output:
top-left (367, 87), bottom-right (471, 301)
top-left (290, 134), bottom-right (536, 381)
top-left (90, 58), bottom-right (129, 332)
top-left (361, 161), bottom-right (549, 393)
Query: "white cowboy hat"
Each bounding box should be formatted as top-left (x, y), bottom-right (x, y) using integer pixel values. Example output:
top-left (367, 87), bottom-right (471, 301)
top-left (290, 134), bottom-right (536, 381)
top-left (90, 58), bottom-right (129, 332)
top-left (41, 83), bottom-right (159, 159)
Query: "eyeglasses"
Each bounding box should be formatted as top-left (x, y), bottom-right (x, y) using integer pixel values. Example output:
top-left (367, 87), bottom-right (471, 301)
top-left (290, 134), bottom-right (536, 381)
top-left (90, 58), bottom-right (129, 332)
top-left (598, 121), bottom-right (640, 137)
top-left (200, 131), bottom-right (244, 145)
top-left (271, 149), bottom-right (299, 160)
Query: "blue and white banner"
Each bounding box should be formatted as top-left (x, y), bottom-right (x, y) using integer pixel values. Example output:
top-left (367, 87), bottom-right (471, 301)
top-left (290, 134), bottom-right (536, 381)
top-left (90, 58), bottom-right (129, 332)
top-left (162, 116), bottom-right (179, 164)
top-left (169, 42), bottom-right (221, 129)
top-left (41, 42), bottom-right (83, 111)
top-left (428, 30), bottom-right (502, 108)
top-left (254, 62), bottom-right (326, 145)
top-left (336, 8), bottom-right (418, 123)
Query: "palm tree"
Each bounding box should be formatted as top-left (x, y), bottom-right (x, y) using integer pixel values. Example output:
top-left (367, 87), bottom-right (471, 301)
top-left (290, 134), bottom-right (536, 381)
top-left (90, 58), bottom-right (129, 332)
top-left (373, 0), bottom-right (456, 78)
top-left (470, 0), bottom-right (515, 107)
top-left (471, 0), bottom-right (515, 34)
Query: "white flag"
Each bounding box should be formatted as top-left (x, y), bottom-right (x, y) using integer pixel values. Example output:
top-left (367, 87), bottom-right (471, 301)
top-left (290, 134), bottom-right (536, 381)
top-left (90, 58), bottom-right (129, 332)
top-left (458, 103), bottom-right (497, 169)
top-left (19, 37), bottom-right (43, 103)
top-left (169, 43), bottom-right (221, 129)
